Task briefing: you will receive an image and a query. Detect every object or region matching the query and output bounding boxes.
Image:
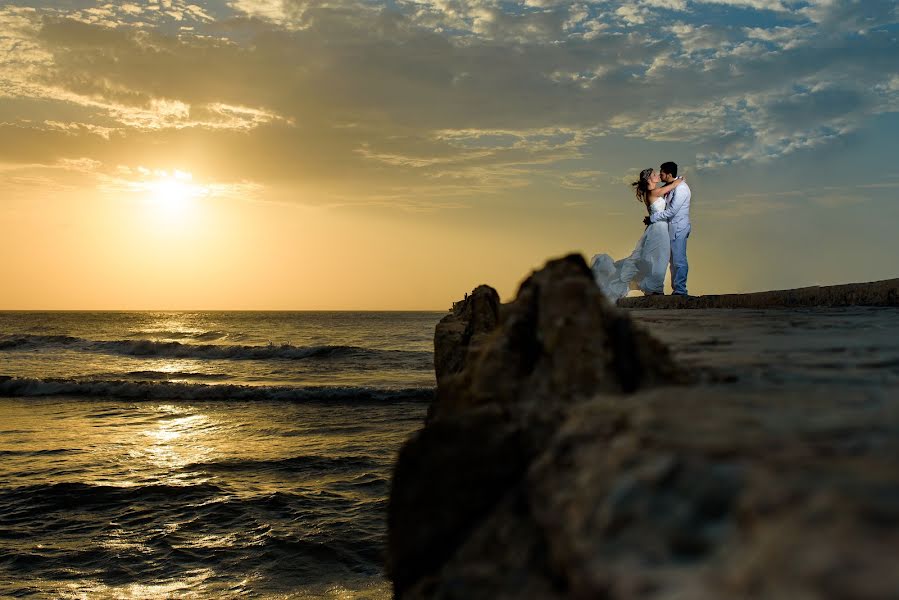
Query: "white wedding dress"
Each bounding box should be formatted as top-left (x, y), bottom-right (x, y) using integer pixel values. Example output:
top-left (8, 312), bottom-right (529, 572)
top-left (591, 197), bottom-right (670, 300)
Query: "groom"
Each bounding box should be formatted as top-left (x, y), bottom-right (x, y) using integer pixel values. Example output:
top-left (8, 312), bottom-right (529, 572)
top-left (643, 161), bottom-right (691, 296)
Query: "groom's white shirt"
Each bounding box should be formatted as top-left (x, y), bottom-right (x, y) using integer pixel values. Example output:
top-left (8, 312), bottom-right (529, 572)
top-left (649, 179), bottom-right (691, 240)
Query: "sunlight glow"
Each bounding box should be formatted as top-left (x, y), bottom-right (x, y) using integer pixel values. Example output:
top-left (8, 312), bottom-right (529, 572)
top-left (144, 169), bottom-right (208, 214)
top-left (122, 168), bottom-right (213, 236)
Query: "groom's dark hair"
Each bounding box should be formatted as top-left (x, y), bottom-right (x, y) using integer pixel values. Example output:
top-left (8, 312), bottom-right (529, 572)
top-left (660, 161), bottom-right (678, 177)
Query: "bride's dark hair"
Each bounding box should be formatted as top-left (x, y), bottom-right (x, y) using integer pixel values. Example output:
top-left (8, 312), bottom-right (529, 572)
top-left (632, 168), bottom-right (653, 207)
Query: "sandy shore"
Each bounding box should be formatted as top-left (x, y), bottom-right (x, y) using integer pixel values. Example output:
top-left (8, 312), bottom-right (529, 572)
top-left (618, 277), bottom-right (899, 309)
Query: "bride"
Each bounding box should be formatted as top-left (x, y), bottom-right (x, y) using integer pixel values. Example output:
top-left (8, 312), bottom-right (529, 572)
top-left (591, 168), bottom-right (686, 300)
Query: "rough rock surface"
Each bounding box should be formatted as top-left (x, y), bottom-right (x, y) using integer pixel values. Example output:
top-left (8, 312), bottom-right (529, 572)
top-left (433, 284), bottom-right (500, 387)
top-left (388, 254), bottom-right (685, 596)
top-left (429, 254), bottom-right (685, 422)
top-left (618, 278), bottom-right (899, 309)
top-left (387, 254), bottom-right (899, 599)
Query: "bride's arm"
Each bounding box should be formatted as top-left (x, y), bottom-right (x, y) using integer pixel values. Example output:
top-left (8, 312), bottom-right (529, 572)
top-left (649, 182), bottom-right (690, 224)
top-left (649, 177), bottom-right (685, 198)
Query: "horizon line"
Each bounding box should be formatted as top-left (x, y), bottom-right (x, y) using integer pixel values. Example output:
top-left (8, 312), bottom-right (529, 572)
top-left (0, 308), bottom-right (451, 313)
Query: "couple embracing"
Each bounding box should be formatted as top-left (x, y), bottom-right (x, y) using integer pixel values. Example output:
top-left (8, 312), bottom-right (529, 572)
top-left (591, 161), bottom-right (691, 300)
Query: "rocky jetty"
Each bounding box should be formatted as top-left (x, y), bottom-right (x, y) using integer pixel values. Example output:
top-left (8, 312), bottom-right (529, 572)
top-left (619, 278), bottom-right (899, 309)
top-left (387, 254), bottom-right (899, 599)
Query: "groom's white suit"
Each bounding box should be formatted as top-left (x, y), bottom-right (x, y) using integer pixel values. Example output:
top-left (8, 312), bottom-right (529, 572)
top-left (649, 179), bottom-right (691, 295)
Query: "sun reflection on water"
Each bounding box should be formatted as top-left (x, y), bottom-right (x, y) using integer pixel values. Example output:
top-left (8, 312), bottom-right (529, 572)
top-left (0, 398), bottom-right (414, 598)
top-left (137, 406), bottom-right (215, 475)
top-left (61, 569), bottom-right (219, 599)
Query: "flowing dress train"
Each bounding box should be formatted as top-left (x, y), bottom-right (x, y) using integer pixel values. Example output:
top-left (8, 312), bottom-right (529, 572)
top-left (591, 197), bottom-right (670, 300)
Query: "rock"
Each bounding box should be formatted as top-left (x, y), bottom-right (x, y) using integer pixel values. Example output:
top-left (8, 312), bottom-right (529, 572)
top-left (618, 278), bottom-right (899, 309)
top-left (429, 254), bottom-right (685, 422)
top-left (387, 406), bottom-right (545, 598)
top-left (387, 253), bottom-right (899, 599)
top-left (433, 285), bottom-right (500, 385)
top-left (388, 254), bottom-right (685, 596)
top-left (405, 390), bottom-right (899, 599)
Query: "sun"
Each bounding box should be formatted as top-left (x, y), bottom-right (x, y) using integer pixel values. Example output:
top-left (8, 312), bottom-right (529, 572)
top-left (126, 168), bottom-right (211, 234)
top-left (145, 170), bottom-right (208, 216)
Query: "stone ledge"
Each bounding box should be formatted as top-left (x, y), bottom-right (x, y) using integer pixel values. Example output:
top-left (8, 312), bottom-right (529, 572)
top-left (618, 278), bottom-right (899, 309)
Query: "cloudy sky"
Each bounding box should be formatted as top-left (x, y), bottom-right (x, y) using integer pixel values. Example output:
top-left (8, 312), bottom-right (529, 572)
top-left (1, 0), bottom-right (897, 309)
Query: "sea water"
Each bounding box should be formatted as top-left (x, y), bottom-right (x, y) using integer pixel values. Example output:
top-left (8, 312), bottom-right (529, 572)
top-left (0, 311), bottom-right (440, 599)
top-left (1, 308), bottom-right (898, 598)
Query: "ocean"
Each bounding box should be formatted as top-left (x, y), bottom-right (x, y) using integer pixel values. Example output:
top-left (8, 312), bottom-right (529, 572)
top-left (2, 308), bottom-right (899, 598)
top-left (0, 311), bottom-right (441, 599)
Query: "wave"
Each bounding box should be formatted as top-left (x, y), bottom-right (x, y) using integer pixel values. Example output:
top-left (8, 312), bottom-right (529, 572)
top-left (0, 482), bottom-right (387, 585)
top-left (121, 370), bottom-right (232, 381)
top-left (0, 334), bottom-right (80, 350)
top-left (2, 481), bottom-right (227, 510)
top-left (0, 375), bottom-right (434, 403)
top-left (183, 455), bottom-right (381, 474)
top-left (128, 329), bottom-right (234, 342)
top-left (0, 448), bottom-right (80, 457)
top-left (0, 333), bottom-right (431, 363)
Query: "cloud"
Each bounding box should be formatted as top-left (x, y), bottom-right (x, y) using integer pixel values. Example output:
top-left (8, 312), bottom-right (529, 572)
top-left (694, 0), bottom-right (789, 11)
top-left (615, 5), bottom-right (648, 25)
top-left (0, 0), bottom-right (895, 208)
top-left (560, 169), bottom-right (608, 190)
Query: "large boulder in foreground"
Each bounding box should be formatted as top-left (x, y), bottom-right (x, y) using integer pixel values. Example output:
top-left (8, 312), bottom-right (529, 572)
top-left (396, 390), bottom-right (899, 599)
top-left (389, 254), bottom-right (685, 595)
top-left (387, 254), bottom-right (899, 599)
top-left (430, 254), bottom-right (684, 421)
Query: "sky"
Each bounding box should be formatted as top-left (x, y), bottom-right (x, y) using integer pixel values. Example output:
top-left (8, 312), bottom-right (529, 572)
top-left (0, 0), bottom-right (897, 309)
